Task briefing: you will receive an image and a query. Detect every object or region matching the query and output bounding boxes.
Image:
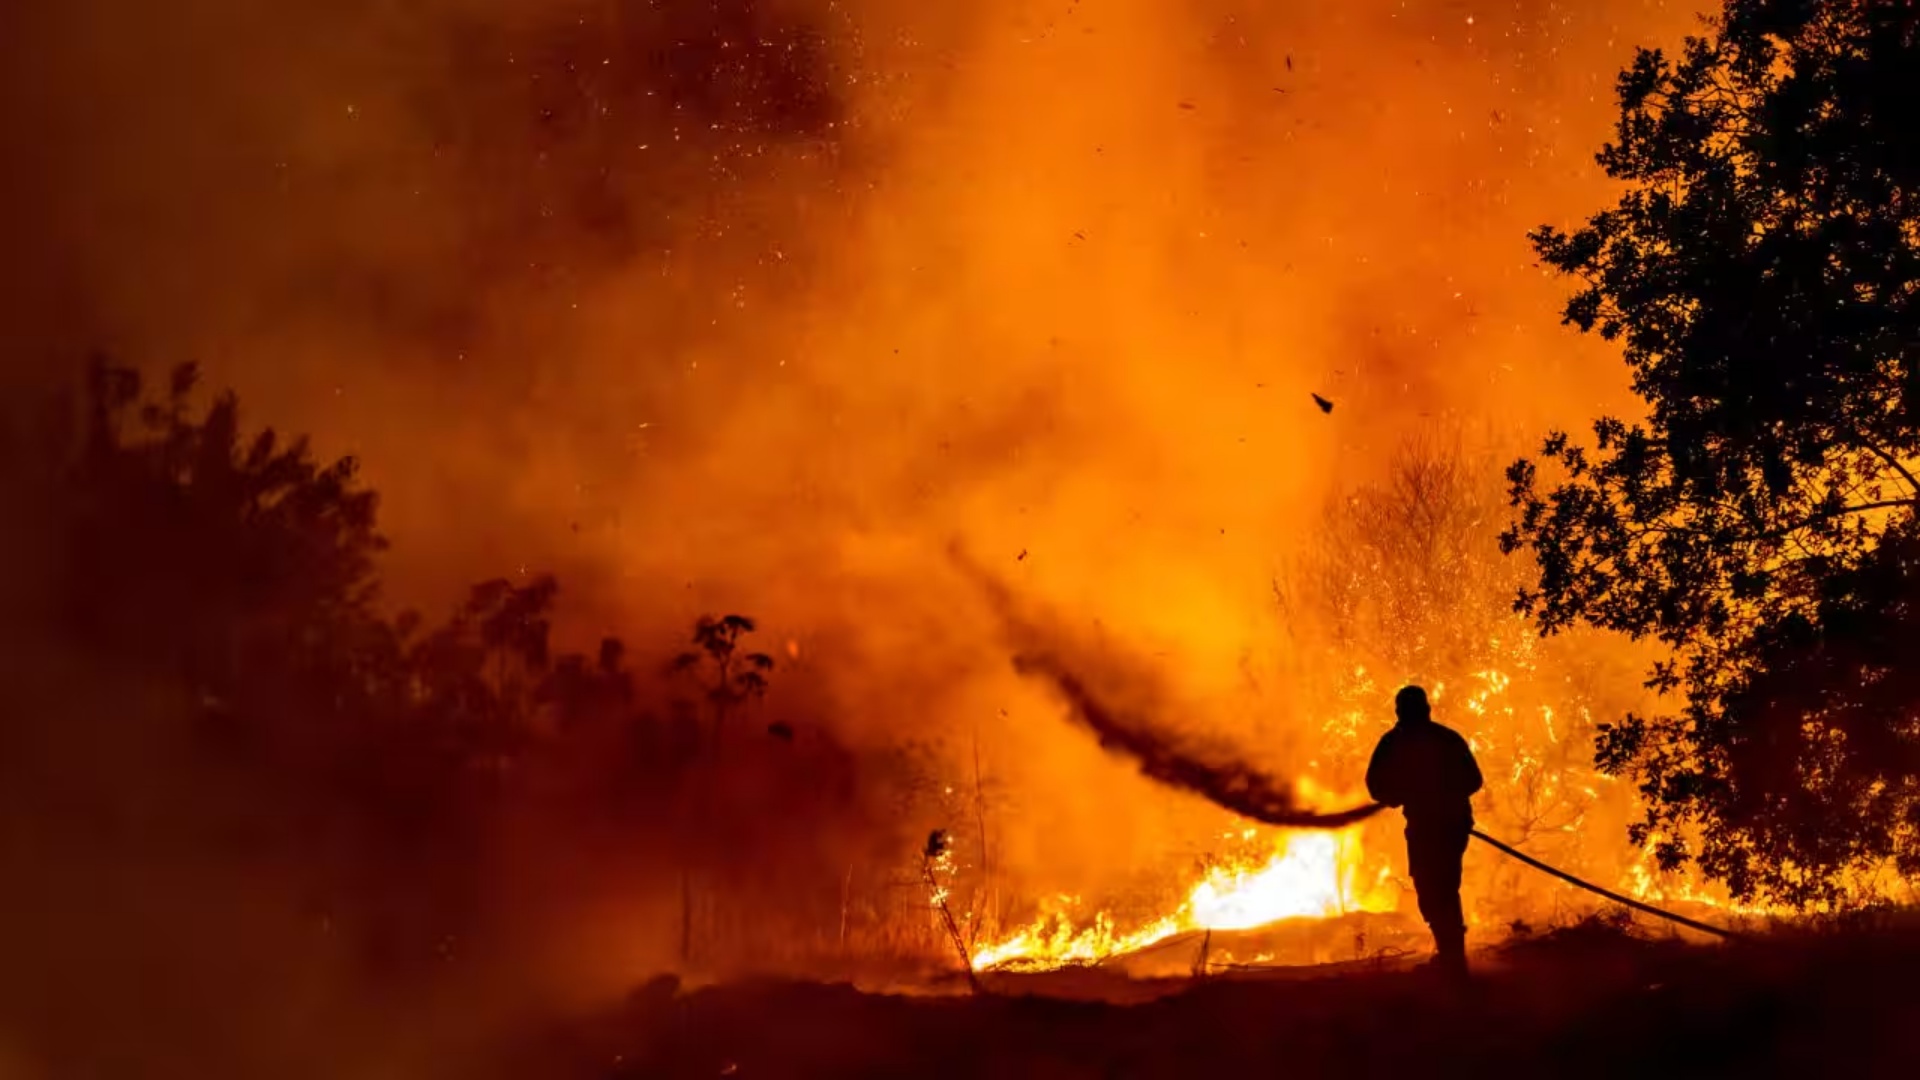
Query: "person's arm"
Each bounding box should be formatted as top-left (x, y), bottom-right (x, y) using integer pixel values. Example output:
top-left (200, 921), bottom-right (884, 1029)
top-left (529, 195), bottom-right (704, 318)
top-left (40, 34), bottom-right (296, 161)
top-left (1365, 734), bottom-right (1401, 807)
top-left (1456, 731), bottom-right (1484, 797)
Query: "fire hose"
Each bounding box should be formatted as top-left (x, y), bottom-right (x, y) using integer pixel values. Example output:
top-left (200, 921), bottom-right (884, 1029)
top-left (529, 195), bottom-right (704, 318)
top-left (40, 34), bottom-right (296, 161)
top-left (1115, 825), bottom-right (1750, 980)
top-left (1468, 827), bottom-right (1751, 941)
top-left (972, 612), bottom-right (1758, 946)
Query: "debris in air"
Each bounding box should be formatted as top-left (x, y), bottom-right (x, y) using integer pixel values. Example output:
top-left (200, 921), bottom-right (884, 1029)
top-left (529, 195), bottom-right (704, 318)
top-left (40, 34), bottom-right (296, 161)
top-left (1017, 548), bottom-right (1028, 561)
top-left (1311, 392), bottom-right (1334, 413)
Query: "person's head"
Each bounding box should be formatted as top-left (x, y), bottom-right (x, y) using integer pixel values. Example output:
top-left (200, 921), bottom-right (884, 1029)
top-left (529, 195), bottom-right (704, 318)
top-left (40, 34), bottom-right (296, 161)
top-left (1394, 685), bottom-right (1431, 725)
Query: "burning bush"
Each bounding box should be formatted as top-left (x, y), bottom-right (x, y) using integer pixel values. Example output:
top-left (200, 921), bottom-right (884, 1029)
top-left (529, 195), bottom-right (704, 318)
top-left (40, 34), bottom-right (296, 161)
top-left (1282, 434), bottom-right (1741, 925)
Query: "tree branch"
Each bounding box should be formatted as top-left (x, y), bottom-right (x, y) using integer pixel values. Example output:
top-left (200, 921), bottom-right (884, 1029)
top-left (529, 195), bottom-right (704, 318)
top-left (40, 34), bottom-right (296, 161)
top-left (1850, 430), bottom-right (1920, 499)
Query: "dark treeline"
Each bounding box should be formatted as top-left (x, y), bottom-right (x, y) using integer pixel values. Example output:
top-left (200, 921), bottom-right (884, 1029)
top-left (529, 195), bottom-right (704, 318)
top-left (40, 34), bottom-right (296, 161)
top-left (0, 359), bottom-right (931, 1001)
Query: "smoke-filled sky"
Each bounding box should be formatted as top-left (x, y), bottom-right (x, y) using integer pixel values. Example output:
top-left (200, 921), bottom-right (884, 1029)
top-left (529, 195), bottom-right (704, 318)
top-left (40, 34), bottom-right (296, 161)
top-left (3, 0), bottom-right (1701, 896)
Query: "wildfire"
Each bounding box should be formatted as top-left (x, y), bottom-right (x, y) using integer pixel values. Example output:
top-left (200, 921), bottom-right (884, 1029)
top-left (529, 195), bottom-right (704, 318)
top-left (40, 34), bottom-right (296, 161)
top-left (1623, 839), bottom-right (1790, 918)
top-left (971, 828), bottom-right (1393, 971)
top-left (966, 641), bottom-right (1787, 976)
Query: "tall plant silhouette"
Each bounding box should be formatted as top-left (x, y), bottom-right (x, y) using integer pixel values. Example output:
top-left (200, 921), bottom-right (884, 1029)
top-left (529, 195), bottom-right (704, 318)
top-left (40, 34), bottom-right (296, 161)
top-left (667, 614), bottom-right (774, 963)
top-left (670, 614), bottom-right (775, 756)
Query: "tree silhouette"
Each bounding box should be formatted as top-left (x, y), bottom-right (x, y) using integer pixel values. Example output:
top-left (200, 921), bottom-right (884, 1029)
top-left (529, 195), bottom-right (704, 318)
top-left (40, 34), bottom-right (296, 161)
top-left (19, 357), bottom-right (939, 975)
top-left (407, 574), bottom-right (560, 769)
top-left (670, 613), bottom-right (775, 754)
top-left (539, 636), bottom-right (635, 731)
top-left (57, 358), bottom-right (394, 751)
top-left (1504, 1), bottom-right (1920, 904)
top-left (665, 613), bottom-right (775, 962)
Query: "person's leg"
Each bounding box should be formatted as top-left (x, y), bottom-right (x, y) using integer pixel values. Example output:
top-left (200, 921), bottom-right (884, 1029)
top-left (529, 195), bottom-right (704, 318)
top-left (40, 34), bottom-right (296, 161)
top-left (1406, 834), bottom-right (1448, 940)
top-left (1408, 828), bottom-right (1469, 977)
top-left (1431, 829), bottom-right (1469, 977)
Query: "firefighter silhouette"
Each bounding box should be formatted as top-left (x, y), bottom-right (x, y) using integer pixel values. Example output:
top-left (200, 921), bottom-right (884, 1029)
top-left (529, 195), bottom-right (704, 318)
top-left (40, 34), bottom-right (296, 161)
top-left (1365, 685), bottom-right (1483, 979)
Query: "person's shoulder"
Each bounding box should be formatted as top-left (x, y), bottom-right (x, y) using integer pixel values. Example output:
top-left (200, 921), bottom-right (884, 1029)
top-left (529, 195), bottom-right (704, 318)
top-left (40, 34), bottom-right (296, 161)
top-left (1432, 722), bottom-right (1472, 747)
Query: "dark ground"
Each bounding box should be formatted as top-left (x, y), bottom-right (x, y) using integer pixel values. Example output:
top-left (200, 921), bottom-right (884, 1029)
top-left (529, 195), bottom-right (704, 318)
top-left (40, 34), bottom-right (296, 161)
top-left (514, 916), bottom-right (1920, 1079)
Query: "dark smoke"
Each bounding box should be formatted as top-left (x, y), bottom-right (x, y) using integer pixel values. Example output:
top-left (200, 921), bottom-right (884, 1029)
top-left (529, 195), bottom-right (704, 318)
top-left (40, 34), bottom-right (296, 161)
top-left (955, 548), bottom-right (1383, 830)
top-left (1009, 651), bottom-right (1385, 830)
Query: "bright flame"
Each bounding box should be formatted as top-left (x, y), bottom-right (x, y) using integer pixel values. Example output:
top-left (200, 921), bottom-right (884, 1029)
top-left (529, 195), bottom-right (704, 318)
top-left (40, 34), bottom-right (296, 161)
top-left (972, 828), bottom-right (1392, 971)
top-left (1623, 838), bottom-right (1787, 917)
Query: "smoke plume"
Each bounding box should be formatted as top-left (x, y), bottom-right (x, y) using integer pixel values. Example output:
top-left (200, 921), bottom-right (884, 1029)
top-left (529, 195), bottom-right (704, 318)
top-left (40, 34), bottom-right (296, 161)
top-left (1012, 650), bottom-right (1385, 829)
top-left (958, 549), bottom-right (1383, 830)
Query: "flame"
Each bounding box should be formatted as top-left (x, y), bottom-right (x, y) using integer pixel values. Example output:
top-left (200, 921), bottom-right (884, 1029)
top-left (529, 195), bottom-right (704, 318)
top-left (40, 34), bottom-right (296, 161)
top-left (972, 828), bottom-right (1392, 971)
top-left (1623, 838), bottom-right (1788, 917)
top-left (971, 636), bottom-right (1807, 977)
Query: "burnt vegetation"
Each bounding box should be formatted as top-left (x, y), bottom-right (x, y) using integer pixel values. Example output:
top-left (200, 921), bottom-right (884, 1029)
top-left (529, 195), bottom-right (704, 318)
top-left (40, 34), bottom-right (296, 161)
top-left (1284, 436), bottom-right (1657, 921)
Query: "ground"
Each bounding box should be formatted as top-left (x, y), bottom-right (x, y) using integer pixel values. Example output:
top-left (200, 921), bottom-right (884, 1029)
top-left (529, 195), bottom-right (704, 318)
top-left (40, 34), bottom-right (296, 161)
top-left (514, 915), bottom-right (1920, 1079)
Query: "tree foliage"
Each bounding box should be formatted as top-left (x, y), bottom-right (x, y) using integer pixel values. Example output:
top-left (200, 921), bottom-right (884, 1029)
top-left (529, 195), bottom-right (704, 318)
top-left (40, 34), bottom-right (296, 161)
top-left (15, 358), bottom-right (917, 971)
top-left (66, 359), bottom-right (386, 706)
top-left (1505, 0), bottom-right (1920, 904)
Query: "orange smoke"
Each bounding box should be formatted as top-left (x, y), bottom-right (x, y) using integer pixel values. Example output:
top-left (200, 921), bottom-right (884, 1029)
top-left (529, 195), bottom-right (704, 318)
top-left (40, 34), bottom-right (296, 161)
top-left (4, 0), bottom-right (1718, 973)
